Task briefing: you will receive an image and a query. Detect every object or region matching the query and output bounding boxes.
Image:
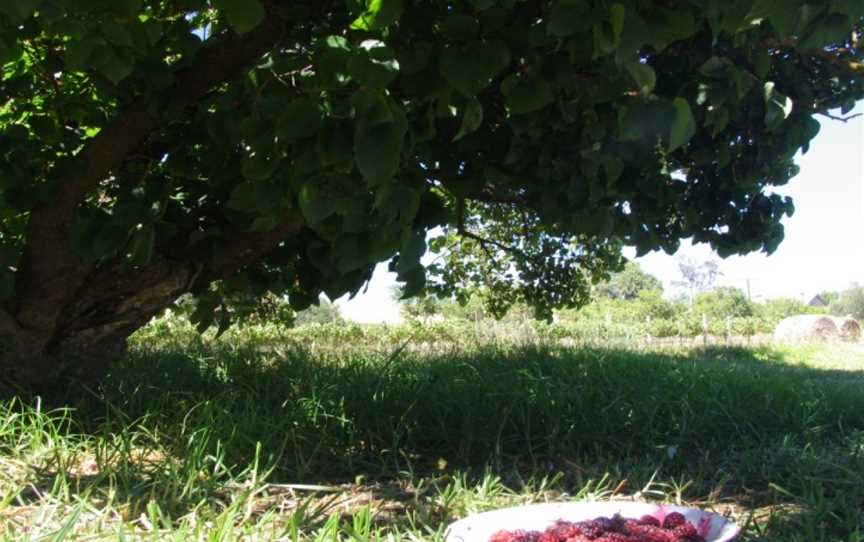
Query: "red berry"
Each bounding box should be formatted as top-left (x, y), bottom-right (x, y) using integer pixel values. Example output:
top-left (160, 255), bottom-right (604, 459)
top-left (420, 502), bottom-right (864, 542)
top-left (551, 521), bottom-right (582, 539)
top-left (638, 515), bottom-right (661, 527)
top-left (490, 531), bottom-right (515, 542)
top-left (671, 523), bottom-right (703, 541)
top-left (575, 520), bottom-right (604, 539)
top-left (662, 513), bottom-right (687, 529)
top-left (623, 521), bottom-right (677, 542)
top-left (596, 533), bottom-right (634, 541)
top-left (490, 530), bottom-right (541, 542)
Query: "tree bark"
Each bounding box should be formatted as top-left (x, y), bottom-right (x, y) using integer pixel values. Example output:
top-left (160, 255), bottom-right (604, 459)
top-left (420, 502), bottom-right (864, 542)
top-left (1, 265), bottom-right (192, 397)
top-left (1, 216), bottom-right (303, 397)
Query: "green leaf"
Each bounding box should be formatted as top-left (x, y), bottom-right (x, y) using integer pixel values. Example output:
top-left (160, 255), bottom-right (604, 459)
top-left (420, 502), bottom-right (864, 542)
top-left (601, 155), bottom-right (624, 185)
top-left (625, 62), bottom-right (656, 95)
top-left (591, 5), bottom-right (626, 58)
top-left (227, 182), bottom-right (272, 213)
top-left (242, 154), bottom-right (279, 182)
top-left (317, 119), bottom-right (354, 166)
top-left (92, 223), bottom-right (129, 259)
top-left (0, 37), bottom-right (21, 65)
top-left (65, 38), bottom-right (101, 72)
top-left (453, 98), bottom-right (483, 141)
top-left (299, 182), bottom-right (336, 225)
top-left (276, 98), bottom-right (321, 142)
top-left (745, 0), bottom-right (799, 38)
top-left (347, 40), bottom-right (400, 88)
top-left (336, 236), bottom-right (369, 273)
top-left (127, 227), bottom-right (155, 265)
top-left (668, 98), bottom-right (696, 151)
top-left (546, 0), bottom-right (591, 37)
top-left (439, 13), bottom-right (479, 41)
top-left (619, 99), bottom-right (693, 150)
top-left (763, 82), bottom-right (793, 130)
top-left (215, 0), bottom-right (266, 34)
top-left (396, 229), bottom-right (426, 274)
top-left (114, 0), bottom-right (145, 17)
top-left (93, 46), bottom-right (135, 84)
top-left (0, 0), bottom-right (41, 23)
top-left (501, 75), bottom-right (554, 115)
top-left (355, 122), bottom-right (404, 184)
top-left (440, 40), bottom-right (510, 96)
top-left (609, 4), bottom-right (626, 43)
top-left (103, 22), bottom-right (135, 47)
top-left (469, 0), bottom-right (496, 10)
top-left (798, 13), bottom-right (852, 49)
top-left (398, 266), bottom-right (426, 298)
top-left (248, 214), bottom-right (282, 231)
top-left (316, 35), bottom-right (353, 88)
top-left (350, 0), bottom-right (403, 31)
top-left (831, 0), bottom-right (864, 19)
top-left (352, 89), bottom-right (394, 126)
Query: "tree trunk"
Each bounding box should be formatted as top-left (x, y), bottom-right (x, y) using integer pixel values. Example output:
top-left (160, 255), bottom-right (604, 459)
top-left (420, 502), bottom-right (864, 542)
top-left (1, 263), bottom-right (193, 398)
top-left (0, 335), bottom-right (124, 398)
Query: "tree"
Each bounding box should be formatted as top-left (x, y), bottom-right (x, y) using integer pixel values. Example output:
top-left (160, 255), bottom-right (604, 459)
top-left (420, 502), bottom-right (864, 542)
top-left (756, 296), bottom-right (821, 324)
top-left (391, 284), bottom-right (443, 322)
top-left (294, 298), bottom-right (343, 326)
top-left (594, 261), bottom-right (662, 300)
top-left (830, 284), bottom-right (864, 320)
top-left (693, 286), bottom-right (753, 319)
top-left (0, 1), bottom-right (862, 392)
top-left (674, 257), bottom-right (723, 307)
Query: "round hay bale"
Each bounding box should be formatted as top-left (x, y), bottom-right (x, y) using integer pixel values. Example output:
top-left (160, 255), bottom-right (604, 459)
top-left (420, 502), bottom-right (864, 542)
top-left (832, 316), bottom-right (861, 342)
top-left (772, 315), bottom-right (839, 343)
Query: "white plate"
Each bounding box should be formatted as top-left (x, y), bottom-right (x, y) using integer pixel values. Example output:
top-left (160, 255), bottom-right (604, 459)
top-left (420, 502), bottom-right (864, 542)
top-left (445, 501), bottom-right (740, 541)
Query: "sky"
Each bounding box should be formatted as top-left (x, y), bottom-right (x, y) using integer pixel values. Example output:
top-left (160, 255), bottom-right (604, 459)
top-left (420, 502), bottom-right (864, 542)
top-left (337, 102), bottom-right (864, 323)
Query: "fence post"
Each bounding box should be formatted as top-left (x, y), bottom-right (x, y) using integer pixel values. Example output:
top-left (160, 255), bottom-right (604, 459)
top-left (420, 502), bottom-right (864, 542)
top-left (725, 316), bottom-right (732, 344)
top-left (702, 313), bottom-right (709, 346)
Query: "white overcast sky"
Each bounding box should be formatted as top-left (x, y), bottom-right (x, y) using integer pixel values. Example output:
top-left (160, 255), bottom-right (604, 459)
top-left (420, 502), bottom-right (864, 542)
top-left (337, 102), bottom-right (864, 323)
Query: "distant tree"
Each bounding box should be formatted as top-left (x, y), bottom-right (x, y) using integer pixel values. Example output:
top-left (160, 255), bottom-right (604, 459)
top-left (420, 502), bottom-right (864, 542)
top-left (694, 286), bottom-right (753, 319)
top-left (294, 298), bottom-right (343, 326)
top-left (594, 261), bottom-right (663, 300)
top-left (674, 257), bottom-right (723, 307)
top-left (756, 297), bottom-right (821, 323)
top-left (830, 284), bottom-right (864, 320)
top-left (817, 290), bottom-right (841, 306)
top-left (391, 285), bottom-right (444, 322)
top-left (628, 290), bottom-right (677, 321)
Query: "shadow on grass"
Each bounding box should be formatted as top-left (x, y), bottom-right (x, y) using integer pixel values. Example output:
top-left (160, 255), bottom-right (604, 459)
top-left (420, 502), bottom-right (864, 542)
top-left (84, 343), bottom-right (864, 475)
top-left (4, 343), bottom-right (864, 539)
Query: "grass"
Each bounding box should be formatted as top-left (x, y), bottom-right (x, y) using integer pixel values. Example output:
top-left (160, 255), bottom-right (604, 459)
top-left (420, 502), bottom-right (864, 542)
top-left (1, 330), bottom-right (863, 540)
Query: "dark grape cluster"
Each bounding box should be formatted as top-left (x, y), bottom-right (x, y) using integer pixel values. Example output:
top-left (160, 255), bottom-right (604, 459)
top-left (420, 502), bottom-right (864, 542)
top-left (489, 512), bottom-right (706, 542)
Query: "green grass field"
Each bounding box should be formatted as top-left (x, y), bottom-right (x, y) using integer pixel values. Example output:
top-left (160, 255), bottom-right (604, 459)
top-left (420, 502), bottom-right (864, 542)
top-left (1, 331), bottom-right (863, 541)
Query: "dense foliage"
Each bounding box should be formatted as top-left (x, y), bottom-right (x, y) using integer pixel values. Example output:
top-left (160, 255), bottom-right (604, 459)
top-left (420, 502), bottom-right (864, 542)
top-left (829, 283), bottom-right (864, 319)
top-left (593, 261), bottom-right (663, 300)
top-left (0, 0), bottom-right (862, 388)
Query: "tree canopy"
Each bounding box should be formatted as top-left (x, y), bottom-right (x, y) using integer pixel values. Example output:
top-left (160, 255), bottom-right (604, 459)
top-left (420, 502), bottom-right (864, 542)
top-left (594, 261), bottom-right (662, 300)
top-left (0, 0), bottom-right (862, 388)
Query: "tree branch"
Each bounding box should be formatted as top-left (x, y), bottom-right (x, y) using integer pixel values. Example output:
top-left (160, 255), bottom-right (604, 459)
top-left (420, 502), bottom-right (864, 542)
top-left (466, 190), bottom-right (531, 207)
top-left (57, 216), bottom-right (305, 336)
top-left (818, 111), bottom-right (863, 123)
top-left (205, 216), bottom-right (305, 281)
top-left (15, 12), bottom-right (288, 333)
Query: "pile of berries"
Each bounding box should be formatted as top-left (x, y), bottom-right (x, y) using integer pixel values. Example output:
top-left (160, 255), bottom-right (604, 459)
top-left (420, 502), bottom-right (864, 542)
top-left (489, 512), bottom-right (706, 542)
